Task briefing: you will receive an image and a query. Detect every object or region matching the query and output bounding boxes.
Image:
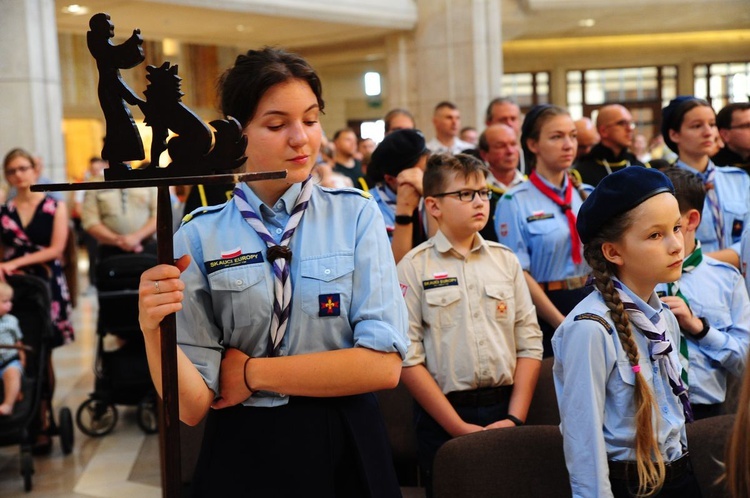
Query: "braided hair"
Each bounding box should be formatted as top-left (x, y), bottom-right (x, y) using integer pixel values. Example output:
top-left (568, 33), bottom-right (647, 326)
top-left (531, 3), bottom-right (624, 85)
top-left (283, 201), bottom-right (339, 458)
top-left (583, 211), bottom-right (666, 497)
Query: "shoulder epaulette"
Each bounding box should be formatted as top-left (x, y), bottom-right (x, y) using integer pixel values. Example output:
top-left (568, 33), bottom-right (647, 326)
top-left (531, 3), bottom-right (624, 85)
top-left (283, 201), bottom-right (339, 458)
top-left (181, 203), bottom-right (225, 225)
top-left (573, 312), bottom-right (614, 335)
top-left (320, 186), bottom-right (372, 199)
top-left (569, 168), bottom-right (583, 185)
top-left (704, 256), bottom-right (741, 274)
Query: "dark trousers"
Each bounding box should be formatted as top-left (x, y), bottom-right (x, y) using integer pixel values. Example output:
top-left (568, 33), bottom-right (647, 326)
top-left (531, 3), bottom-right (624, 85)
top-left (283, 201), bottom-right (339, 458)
top-left (610, 466), bottom-right (702, 498)
top-left (539, 285), bottom-right (594, 357)
top-left (691, 403), bottom-right (722, 420)
top-left (415, 388), bottom-right (511, 497)
top-left (191, 394), bottom-right (400, 498)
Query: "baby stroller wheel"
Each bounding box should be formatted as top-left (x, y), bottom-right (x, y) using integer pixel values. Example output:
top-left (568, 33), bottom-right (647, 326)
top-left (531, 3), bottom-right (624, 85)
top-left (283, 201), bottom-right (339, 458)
top-left (59, 407), bottom-right (75, 454)
top-left (136, 397), bottom-right (159, 434)
top-left (76, 399), bottom-right (118, 437)
top-left (20, 451), bottom-right (34, 491)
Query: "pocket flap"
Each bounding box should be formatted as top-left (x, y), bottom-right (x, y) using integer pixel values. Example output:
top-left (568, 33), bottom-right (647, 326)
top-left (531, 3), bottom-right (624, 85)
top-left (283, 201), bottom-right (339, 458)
top-left (425, 287), bottom-right (461, 307)
top-left (208, 265), bottom-right (265, 292)
top-left (300, 254), bottom-right (354, 282)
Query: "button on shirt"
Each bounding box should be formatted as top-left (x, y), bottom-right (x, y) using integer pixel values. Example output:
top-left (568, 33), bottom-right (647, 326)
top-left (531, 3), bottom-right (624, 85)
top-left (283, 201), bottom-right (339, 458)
top-left (174, 182), bottom-right (409, 407)
top-left (675, 160), bottom-right (750, 254)
top-left (552, 285), bottom-right (687, 498)
top-left (655, 255), bottom-right (750, 404)
top-left (398, 230), bottom-right (542, 394)
top-left (81, 176), bottom-right (157, 234)
top-left (494, 174), bottom-right (590, 283)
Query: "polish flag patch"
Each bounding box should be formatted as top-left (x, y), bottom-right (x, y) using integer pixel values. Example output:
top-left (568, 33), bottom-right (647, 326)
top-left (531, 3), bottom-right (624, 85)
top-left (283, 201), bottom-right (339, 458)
top-left (400, 283), bottom-right (409, 297)
top-left (221, 247), bottom-right (242, 259)
top-left (433, 272), bottom-right (449, 279)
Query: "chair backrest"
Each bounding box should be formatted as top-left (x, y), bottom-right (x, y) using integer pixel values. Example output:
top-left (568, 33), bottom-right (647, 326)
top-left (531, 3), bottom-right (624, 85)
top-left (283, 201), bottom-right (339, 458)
top-left (433, 425), bottom-right (571, 498)
top-left (376, 382), bottom-right (420, 486)
top-left (526, 356), bottom-right (560, 426)
top-left (686, 414), bottom-right (734, 498)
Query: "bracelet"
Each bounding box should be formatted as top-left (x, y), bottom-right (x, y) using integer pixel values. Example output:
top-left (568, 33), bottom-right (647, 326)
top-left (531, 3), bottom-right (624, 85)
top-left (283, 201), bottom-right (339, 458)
top-left (694, 317), bottom-right (711, 340)
top-left (395, 214), bottom-right (413, 225)
top-left (506, 414), bottom-right (524, 426)
top-left (243, 356), bottom-right (254, 393)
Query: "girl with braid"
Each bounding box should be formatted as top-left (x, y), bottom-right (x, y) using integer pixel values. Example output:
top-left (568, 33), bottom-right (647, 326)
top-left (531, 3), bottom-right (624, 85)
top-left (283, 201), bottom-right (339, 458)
top-left (495, 104), bottom-right (592, 356)
top-left (552, 167), bottom-right (701, 498)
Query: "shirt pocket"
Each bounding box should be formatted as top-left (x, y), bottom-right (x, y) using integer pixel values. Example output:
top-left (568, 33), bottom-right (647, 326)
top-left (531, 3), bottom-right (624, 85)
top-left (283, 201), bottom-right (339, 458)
top-left (724, 201), bottom-right (747, 243)
top-left (207, 265), bottom-right (268, 331)
top-left (613, 356), bottom-right (655, 414)
top-left (484, 284), bottom-right (515, 325)
top-left (424, 287), bottom-right (462, 328)
top-left (299, 253), bottom-right (355, 317)
top-left (525, 215), bottom-right (558, 238)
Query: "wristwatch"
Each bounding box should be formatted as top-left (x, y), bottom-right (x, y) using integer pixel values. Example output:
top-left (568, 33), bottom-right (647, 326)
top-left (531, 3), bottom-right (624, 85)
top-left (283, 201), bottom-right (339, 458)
top-left (394, 214), bottom-right (413, 225)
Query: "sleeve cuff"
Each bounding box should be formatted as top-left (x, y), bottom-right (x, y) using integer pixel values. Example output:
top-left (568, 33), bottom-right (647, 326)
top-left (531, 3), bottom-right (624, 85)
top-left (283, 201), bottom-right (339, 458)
top-left (353, 319), bottom-right (410, 360)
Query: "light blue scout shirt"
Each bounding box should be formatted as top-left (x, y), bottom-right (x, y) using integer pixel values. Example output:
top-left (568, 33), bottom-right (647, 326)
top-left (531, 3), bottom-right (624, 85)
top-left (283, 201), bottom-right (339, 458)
top-left (493, 174), bottom-right (590, 283)
top-left (655, 255), bottom-right (750, 405)
top-left (369, 184), bottom-right (397, 240)
top-left (675, 160), bottom-right (750, 254)
top-left (174, 181), bottom-right (409, 408)
top-left (552, 282), bottom-right (687, 498)
top-left (742, 227), bottom-right (750, 296)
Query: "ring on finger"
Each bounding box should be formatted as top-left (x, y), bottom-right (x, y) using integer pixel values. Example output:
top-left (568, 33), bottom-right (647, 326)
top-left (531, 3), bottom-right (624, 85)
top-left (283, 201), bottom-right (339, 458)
top-left (154, 281), bottom-right (161, 294)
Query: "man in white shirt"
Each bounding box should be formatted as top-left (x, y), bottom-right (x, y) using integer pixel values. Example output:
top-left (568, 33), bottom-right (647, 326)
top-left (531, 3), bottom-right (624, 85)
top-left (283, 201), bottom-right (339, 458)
top-left (426, 101), bottom-right (473, 154)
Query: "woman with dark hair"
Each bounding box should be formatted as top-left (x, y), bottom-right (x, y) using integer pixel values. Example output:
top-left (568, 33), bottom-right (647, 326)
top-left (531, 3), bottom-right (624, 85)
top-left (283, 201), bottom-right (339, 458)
top-left (494, 104), bottom-right (591, 357)
top-left (662, 96), bottom-right (750, 269)
top-left (138, 47), bottom-right (407, 496)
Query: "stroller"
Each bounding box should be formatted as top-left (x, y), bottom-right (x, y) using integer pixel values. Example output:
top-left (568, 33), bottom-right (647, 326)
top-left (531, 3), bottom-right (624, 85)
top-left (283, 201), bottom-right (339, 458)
top-left (76, 253), bottom-right (159, 437)
top-left (0, 274), bottom-right (74, 492)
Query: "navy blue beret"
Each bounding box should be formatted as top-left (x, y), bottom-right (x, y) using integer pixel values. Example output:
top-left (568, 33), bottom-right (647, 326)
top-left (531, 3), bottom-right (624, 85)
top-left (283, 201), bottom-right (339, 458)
top-left (576, 167), bottom-right (675, 244)
top-left (661, 96), bottom-right (700, 153)
top-left (369, 129), bottom-right (428, 178)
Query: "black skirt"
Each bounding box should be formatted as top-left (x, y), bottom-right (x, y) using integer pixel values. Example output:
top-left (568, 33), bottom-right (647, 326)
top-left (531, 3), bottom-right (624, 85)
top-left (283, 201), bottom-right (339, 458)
top-left (190, 393), bottom-right (401, 497)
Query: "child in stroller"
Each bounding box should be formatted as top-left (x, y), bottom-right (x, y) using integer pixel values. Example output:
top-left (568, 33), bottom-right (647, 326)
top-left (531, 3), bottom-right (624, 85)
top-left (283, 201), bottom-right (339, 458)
top-left (0, 282), bottom-right (24, 416)
top-left (0, 275), bottom-right (74, 491)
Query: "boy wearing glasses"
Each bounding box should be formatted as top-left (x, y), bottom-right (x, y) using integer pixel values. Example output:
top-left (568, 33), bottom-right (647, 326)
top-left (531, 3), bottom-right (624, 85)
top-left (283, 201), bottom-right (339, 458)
top-left (574, 104), bottom-right (647, 187)
top-left (397, 153), bottom-right (543, 496)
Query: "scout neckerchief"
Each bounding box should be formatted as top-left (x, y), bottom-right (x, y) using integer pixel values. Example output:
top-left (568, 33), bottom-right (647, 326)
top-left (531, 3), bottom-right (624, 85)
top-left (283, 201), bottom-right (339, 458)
top-left (233, 178), bottom-right (314, 357)
top-left (699, 164), bottom-right (725, 249)
top-left (666, 241), bottom-right (703, 385)
top-left (528, 170), bottom-right (582, 264)
top-left (613, 279), bottom-right (694, 422)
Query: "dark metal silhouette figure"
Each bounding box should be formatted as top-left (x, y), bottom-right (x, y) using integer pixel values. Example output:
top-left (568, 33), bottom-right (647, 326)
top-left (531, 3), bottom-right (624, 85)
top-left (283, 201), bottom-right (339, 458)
top-left (87, 13), bottom-right (145, 174)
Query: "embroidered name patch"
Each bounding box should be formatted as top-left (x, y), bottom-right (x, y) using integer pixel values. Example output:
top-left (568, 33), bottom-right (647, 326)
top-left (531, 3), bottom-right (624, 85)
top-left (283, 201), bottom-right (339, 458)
top-left (526, 213), bottom-right (554, 222)
top-left (319, 294), bottom-right (341, 317)
top-left (573, 313), bottom-right (614, 335)
top-left (422, 277), bottom-right (458, 290)
top-left (204, 251), bottom-right (264, 274)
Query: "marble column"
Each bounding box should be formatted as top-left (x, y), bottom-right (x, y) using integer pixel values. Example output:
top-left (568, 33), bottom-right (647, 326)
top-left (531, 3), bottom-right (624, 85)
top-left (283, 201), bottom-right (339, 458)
top-left (385, 0), bottom-right (503, 134)
top-left (0, 0), bottom-right (65, 181)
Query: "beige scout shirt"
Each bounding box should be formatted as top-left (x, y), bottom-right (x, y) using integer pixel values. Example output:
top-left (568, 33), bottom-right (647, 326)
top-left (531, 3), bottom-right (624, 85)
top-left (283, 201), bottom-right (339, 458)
top-left (81, 175), bottom-right (157, 234)
top-left (398, 230), bottom-right (542, 394)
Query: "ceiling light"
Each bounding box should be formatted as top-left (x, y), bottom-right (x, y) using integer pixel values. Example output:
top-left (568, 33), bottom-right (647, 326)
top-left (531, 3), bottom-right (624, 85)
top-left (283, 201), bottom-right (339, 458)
top-left (578, 18), bottom-right (595, 28)
top-left (62, 4), bottom-right (89, 15)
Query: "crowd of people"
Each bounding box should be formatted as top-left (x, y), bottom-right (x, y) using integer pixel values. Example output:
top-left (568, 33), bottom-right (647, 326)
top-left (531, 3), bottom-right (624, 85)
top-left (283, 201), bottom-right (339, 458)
top-left (3, 44), bottom-right (750, 497)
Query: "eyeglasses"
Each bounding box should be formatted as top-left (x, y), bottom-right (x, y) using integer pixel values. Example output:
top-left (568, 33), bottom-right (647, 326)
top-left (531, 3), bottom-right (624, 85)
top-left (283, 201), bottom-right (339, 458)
top-left (432, 189), bottom-right (491, 202)
top-left (5, 164), bottom-right (33, 176)
top-left (729, 123), bottom-right (750, 130)
top-left (607, 119), bottom-right (636, 130)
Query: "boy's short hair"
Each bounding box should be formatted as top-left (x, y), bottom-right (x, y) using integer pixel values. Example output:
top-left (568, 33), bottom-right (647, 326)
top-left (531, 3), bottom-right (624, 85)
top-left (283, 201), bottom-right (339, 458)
top-left (661, 166), bottom-right (706, 214)
top-left (433, 101), bottom-right (458, 114)
top-left (423, 153), bottom-right (488, 198)
top-left (0, 282), bottom-right (13, 299)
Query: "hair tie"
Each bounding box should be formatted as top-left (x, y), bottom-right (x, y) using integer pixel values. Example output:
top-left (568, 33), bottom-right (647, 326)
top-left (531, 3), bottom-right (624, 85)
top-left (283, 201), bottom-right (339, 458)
top-left (632, 365), bottom-right (641, 374)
